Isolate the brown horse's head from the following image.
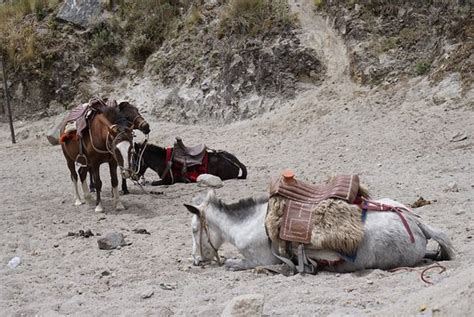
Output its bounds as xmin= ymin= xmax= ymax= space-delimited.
xmin=118 ymin=101 xmax=150 ymax=135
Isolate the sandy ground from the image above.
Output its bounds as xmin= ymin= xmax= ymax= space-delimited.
xmin=1 ymin=1 xmax=474 ymax=316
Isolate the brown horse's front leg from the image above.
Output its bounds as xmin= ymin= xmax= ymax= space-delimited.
xmin=109 ymin=161 xmax=125 ymax=210
xmin=91 ymin=165 xmax=103 ymax=212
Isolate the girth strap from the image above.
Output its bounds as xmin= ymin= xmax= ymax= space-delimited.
xmin=270 ymin=241 xmax=318 ymax=275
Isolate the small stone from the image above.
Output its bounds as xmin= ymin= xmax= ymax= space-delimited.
xmin=367 ymin=280 xmax=373 ymax=285
xmin=132 ymin=228 xmax=150 ymax=235
xmin=159 ymin=282 xmax=176 ymax=291
xmin=141 ymin=290 xmax=154 ymax=299
xmin=444 ymin=182 xmax=459 ymax=192
xmin=53 ymin=243 xmax=59 ymax=248
xmin=221 ymin=294 xmax=265 ymax=317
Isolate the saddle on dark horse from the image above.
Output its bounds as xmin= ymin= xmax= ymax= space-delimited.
xmin=159 ymin=137 xmax=209 ymax=184
xmin=265 ymin=171 xmax=415 ymax=275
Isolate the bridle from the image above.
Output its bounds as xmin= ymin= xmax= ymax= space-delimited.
xmin=88 ymin=124 xmax=134 ymax=175
xmin=130 ymin=114 xmax=149 ymax=132
xmin=130 ymin=136 xmax=149 ymax=181
xmin=198 ymin=211 xmax=222 ymax=265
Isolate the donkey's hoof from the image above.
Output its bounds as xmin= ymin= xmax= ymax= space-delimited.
xmin=74 ymin=199 xmax=83 ymax=206
xmin=95 ymin=204 xmax=104 ymax=213
xmin=115 ymin=202 xmax=125 ymax=211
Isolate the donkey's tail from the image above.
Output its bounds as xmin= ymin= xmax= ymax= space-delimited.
xmin=414 ymin=218 xmax=455 ymax=261
xmin=220 ymin=151 xmax=247 ymax=179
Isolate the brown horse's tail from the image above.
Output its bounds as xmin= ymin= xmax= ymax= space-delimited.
xmin=220 ymin=151 xmax=247 ymax=179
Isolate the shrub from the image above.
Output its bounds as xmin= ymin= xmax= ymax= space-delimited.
xmin=219 ymin=0 xmax=295 ymax=37
xmin=89 ymin=23 xmax=122 ymax=59
xmin=415 ymin=61 xmax=431 ymax=76
xmin=0 ymin=0 xmax=60 ymax=66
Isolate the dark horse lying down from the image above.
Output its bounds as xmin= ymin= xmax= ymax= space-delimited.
xmin=123 ymin=142 xmax=247 ymax=192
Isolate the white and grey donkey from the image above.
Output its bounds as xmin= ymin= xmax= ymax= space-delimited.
xmin=184 ymin=190 xmax=455 ymax=272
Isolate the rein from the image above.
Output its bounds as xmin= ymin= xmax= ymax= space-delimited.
xmin=88 ymin=124 xmax=133 ymax=175
xmin=199 ymin=211 xmax=221 ymax=265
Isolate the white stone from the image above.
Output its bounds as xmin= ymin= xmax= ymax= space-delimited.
xmin=197 ymin=174 xmax=223 ymax=188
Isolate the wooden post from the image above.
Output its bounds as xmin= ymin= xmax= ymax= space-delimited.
xmin=1 ymin=55 xmax=16 ymax=144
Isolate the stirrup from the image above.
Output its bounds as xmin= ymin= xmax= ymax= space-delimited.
xmin=75 ymin=154 xmax=88 ymax=168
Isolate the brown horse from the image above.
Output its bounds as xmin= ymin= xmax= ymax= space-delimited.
xmin=61 ymin=106 xmax=134 ymax=212
xmin=87 ymin=100 xmax=150 ymax=194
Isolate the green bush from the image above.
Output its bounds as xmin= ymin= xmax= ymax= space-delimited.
xmin=89 ymin=23 xmax=122 ymax=59
xmin=415 ymin=61 xmax=431 ymax=76
xmin=219 ymin=0 xmax=295 ymax=37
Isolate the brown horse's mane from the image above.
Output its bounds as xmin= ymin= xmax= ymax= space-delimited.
xmin=100 ymin=105 xmax=129 ymax=128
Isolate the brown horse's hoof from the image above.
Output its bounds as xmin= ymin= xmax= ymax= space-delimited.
xmin=95 ymin=203 xmax=104 ymax=213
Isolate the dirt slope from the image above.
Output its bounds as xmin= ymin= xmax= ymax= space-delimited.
xmin=0 ymin=1 xmax=473 ymax=316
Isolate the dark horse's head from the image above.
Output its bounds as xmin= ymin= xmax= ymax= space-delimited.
xmin=117 ymin=101 xmax=150 ymax=135
xmin=130 ymin=142 xmax=167 ymax=181
xmin=102 ymin=107 xmax=134 ymax=179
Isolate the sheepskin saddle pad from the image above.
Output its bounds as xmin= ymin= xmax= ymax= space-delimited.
xmin=265 ymin=173 xmax=365 ymax=257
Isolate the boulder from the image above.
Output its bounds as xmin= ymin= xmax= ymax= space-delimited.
xmin=197 ymin=174 xmax=223 ymax=188
xmin=97 ymin=232 xmax=127 ymax=250
xmin=56 ymin=0 xmax=102 ymax=28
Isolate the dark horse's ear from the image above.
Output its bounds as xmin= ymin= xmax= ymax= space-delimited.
xmin=184 ymin=204 xmax=200 ymax=216
xmin=118 ymin=101 xmax=130 ymax=111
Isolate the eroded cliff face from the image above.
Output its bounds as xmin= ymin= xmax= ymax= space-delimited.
xmin=318 ymin=0 xmax=472 ymax=88
xmin=0 ymin=0 xmax=471 ymax=122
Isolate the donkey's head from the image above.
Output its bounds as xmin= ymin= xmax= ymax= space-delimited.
xmin=184 ymin=190 xmax=225 ymax=266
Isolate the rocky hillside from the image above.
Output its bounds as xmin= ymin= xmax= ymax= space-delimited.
xmin=0 ymin=0 xmax=472 ymax=122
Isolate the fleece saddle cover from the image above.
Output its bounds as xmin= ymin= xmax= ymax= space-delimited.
xmin=266 ymin=175 xmax=365 ymax=257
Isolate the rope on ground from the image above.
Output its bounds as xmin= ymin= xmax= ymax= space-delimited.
xmin=389 ymin=262 xmax=447 ymax=285
xmin=130 ymin=178 xmax=208 ymax=199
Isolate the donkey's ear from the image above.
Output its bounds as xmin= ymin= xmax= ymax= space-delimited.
xmin=184 ymin=204 xmax=200 ymax=216
xmin=206 ymin=189 xmax=216 ymax=201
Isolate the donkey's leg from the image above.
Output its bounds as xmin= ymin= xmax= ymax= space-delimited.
xmin=66 ymin=158 xmax=83 ymax=206
xmin=79 ymin=167 xmax=92 ymax=203
xmin=91 ymin=165 xmax=103 ymax=212
xmin=109 ymin=161 xmax=125 ymax=210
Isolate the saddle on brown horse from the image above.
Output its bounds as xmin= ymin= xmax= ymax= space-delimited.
xmin=59 ymin=98 xmax=116 ymax=143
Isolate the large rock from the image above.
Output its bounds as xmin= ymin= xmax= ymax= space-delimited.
xmin=97 ymin=232 xmax=127 ymax=250
xmin=221 ymin=294 xmax=264 ymax=317
xmin=56 ymin=0 xmax=102 ymax=28
xmin=197 ymin=174 xmax=223 ymax=188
